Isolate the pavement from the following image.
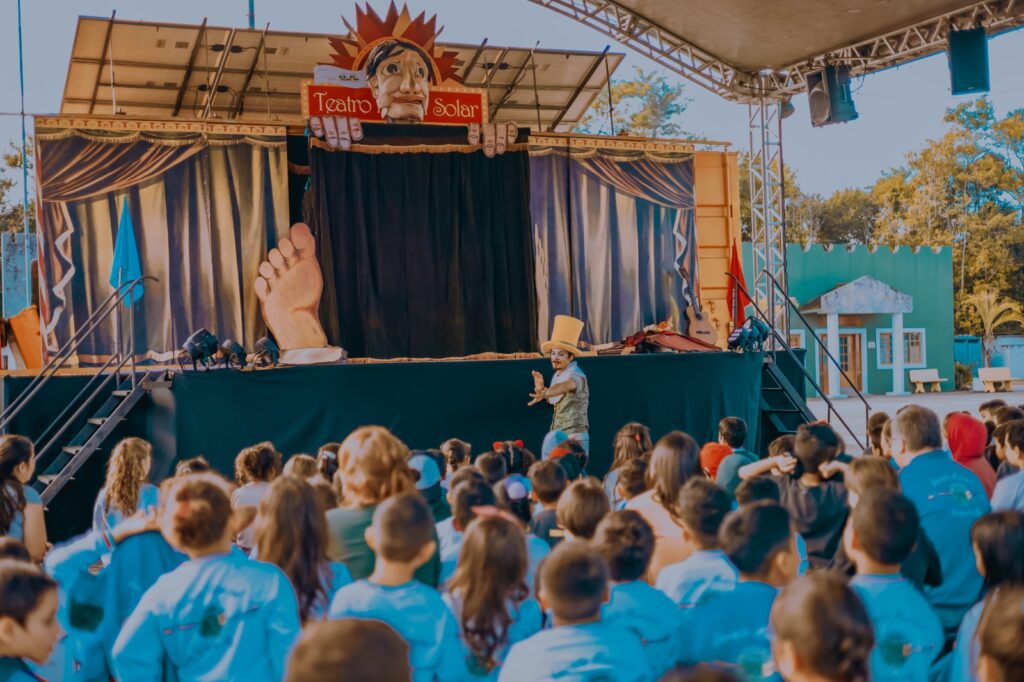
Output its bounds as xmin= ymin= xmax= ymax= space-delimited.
xmin=807 ymin=388 xmax=1024 ymax=450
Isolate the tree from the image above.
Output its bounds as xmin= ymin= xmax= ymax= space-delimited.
xmin=576 ymin=67 xmax=692 ymax=138
xmin=0 ymin=139 xmax=35 ymax=234
xmin=964 ymin=290 xmax=1024 ymax=367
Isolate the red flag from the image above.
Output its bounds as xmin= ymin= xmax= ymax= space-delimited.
xmin=727 ymin=240 xmax=751 ymax=327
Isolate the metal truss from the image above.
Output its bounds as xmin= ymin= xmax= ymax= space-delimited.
xmin=528 ymin=0 xmax=1024 ymax=101
xmin=748 ymin=101 xmax=788 ymax=335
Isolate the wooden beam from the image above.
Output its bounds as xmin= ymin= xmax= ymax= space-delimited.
xmin=172 ymin=19 xmax=208 ymax=117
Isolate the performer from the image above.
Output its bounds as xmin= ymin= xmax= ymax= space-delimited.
xmin=530 ymin=315 xmax=590 ymax=455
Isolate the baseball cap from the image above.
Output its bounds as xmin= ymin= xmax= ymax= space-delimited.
xmin=408 ymin=452 xmax=442 ymax=490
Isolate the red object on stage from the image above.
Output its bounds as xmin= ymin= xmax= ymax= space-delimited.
xmin=727 ymin=240 xmax=751 ymax=327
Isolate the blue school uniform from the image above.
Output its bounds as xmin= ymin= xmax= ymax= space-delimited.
xmin=307 ymin=562 xmax=353 ymax=621
xmin=795 ymin=533 xmax=809 ymax=575
xmin=7 ymin=484 xmax=41 ymax=541
xmin=898 ymin=450 xmax=991 ymax=632
xmin=655 ymin=549 xmax=738 ymax=607
xmin=112 ymin=550 xmax=300 ymax=682
xmin=525 ymin=534 xmax=550 ymax=597
xmin=602 ymin=580 xmax=681 ymax=676
xmin=437 ymin=517 xmax=463 ymax=589
xmin=0 ymin=658 xmax=42 ymax=682
xmin=329 ymin=579 xmax=465 ymax=682
xmin=851 ymin=573 xmax=944 ymax=681
xmin=991 ymin=469 xmax=1024 ymax=511
xmin=498 ymin=621 xmax=651 ymax=682
xmin=678 ymin=580 xmax=779 ymax=681
xmin=92 ymin=484 xmax=159 ymax=535
xmin=443 ymin=591 xmax=542 ymax=680
xmin=948 ymin=597 xmax=985 ymax=682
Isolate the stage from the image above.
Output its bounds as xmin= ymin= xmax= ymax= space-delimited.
xmin=3 ymin=351 xmax=762 ymax=540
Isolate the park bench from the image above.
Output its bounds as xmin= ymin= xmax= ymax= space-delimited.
xmin=909 ymin=369 xmax=945 ymax=394
xmin=979 ymin=366 xmax=1018 ymax=393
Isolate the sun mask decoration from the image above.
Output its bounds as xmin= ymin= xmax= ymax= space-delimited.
xmin=328 ymin=3 xmax=462 ymax=123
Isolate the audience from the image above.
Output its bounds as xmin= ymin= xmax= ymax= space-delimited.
xmin=232 ymin=442 xmax=281 ymax=552
xmin=614 ymin=457 xmax=648 ymax=508
xmin=975 ymin=584 xmax=1024 ymax=682
xmin=603 ymin=423 xmax=652 ymax=509
xmin=92 ymin=437 xmax=159 ymax=538
xmin=174 ymin=455 xmax=211 ymax=476
xmin=439 ymin=438 xmax=472 ymax=484
xmin=713 ymin=417 xmax=755 ymax=495
xmin=438 ymin=478 xmax=496 ymax=587
xmin=866 ymin=410 xmax=891 ymax=458
xmin=408 ymin=451 xmax=451 ymax=523
xmin=285 ymin=619 xmax=411 ymax=682
xmin=0 ymin=435 xmax=46 ymax=563
xmin=527 ymin=459 xmax=567 ymax=548
xmin=699 ymin=442 xmax=731 ymax=481
xmin=311 ymin=442 xmax=340 ymax=488
xmin=0 ymin=559 xmax=60 ymax=677
xmin=991 ymin=406 xmax=1023 ymax=479
xmin=991 ymin=420 xmax=1024 ymax=510
xmin=493 ymin=474 xmax=550 ymax=594
xmin=556 ymin=477 xmax=610 ymax=541
xmin=945 ymin=412 xmax=997 ymax=498
xmin=282 ymin=454 xmax=319 ymax=479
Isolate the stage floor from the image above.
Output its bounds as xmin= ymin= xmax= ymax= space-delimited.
xmin=3 ymin=351 xmax=763 ymax=540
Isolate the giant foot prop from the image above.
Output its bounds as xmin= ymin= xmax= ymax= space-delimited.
xmin=255 ymin=223 xmax=345 ymax=365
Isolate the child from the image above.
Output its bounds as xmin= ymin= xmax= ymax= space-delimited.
xmin=285 ymin=619 xmax=411 ymax=682
xmin=678 ymin=502 xmax=799 ymax=673
xmin=113 ymin=475 xmax=300 ymax=680
xmin=548 ymin=439 xmax=588 ymax=481
xmin=556 ymin=477 xmax=610 ymax=540
xmin=499 ymin=541 xmax=651 ymax=681
xmin=867 ymin=411 xmax=891 ymax=457
xmin=592 ymin=510 xmax=680 ymax=676
xmin=992 ymin=408 xmax=1023 ymax=479
xmin=174 ymin=455 xmax=210 ymax=477
xmin=713 ymin=417 xmax=756 ymax=495
xmin=445 ymin=515 xmax=542 ymax=679
xmin=614 ymin=458 xmax=648 ymax=510
xmin=440 ymin=438 xmax=472 ymax=484
xmin=93 ymin=437 xmax=159 ymax=536
xmin=528 ymin=460 xmax=567 ymax=548
xmin=945 ymin=413 xmax=997 ymax=498
xmin=438 ymin=478 xmax=496 ymax=587
xmin=312 ymin=442 xmax=340 ymax=487
xmin=948 ymin=510 xmax=1024 ymax=682
xmin=845 ymin=489 xmax=943 ymax=680
xmin=976 ymin=584 xmax=1024 ymax=682
xmin=655 ymin=479 xmax=738 ymax=607
xmin=892 ymin=405 xmax=991 ymax=636
xmin=252 ymin=476 xmax=351 ymax=622
xmin=0 ymin=435 xmax=45 ymax=563
xmin=734 ymin=476 xmax=810 ymax=576
xmin=0 ymin=537 xmax=29 ymax=562
xmin=770 ymin=572 xmax=874 ymax=682
xmin=739 ymin=423 xmax=848 ymax=569
xmin=603 ymin=423 xmax=652 ymax=508
xmin=979 ymin=400 xmax=1007 ymax=427
xmin=700 ymin=443 xmax=732 ymax=481
xmin=494 ymin=475 xmax=551 ymax=595
xmin=493 ymin=440 xmax=535 ymax=477
xmin=282 ymin=454 xmax=318 ymax=478
xmin=477 ymin=452 xmax=508 ymax=487
xmin=328 ymin=494 xmax=464 ymax=682
xmin=992 ymin=420 xmax=1024 ymax=510
xmin=540 ymin=430 xmax=569 ymax=460
xmin=232 ymin=441 xmax=281 ymax=552
xmin=409 ymin=451 xmax=451 ymax=522
xmin=0 ymin=560 xmax=60 ymax=680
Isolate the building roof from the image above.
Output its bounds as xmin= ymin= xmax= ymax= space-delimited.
xmin=59 ymin=15 xmax=625 ymax=131
xmin=800 ymin=275 xmax=913 ymax=315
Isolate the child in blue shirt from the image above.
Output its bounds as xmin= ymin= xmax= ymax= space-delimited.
xmin=770 ymin=572 xmax=874 ymax=682
xmin=714 ymin=417 xmax=757 ymax=495
xmin=555 ymin=477 xmax=610 ymax=541
xmin=285 ymin=619 xmax=413 ymax=681
xmin=527 ymin=460 xmax=568 ymax=548
xmin=734 ymin=477 xmax=810 ymax=575
xmin=948 ymin=510 xmax=1024 ymax=682
xmin=444 ymin=513 xmax=542 ymax=680
xmin=656 ymin=478 xmax=738 ymax=606
xmin=678 ymin=502 xmax=799 ymax=679
xmin=438 ymin=477 xmax=496 ymax=589
xmin=113 ymin=475 xmax=300 ymax=682
xmin=974 ymin=583 xmax=1024 ymax=682
xmin=329 ymin=493 xmax=465 ymax=682
xmin=493 ymin=475 xmax=551 ymax=597
xmin=991 ymin=421 xmax=1024 ymax=511
xmin=0 ymin=559 xmax=61 ymax=682
xmin=499 ymin=541 xmax=651 ymax=681
xmin=92 ymin=438 xmax=159 ymax=539
xmin=846 ymin=489 xmax=943 ymax=681
xmin=593 ymin=510 xmax=680 ymax=676
xmin=893 ymin=406 xmax=991 ymax=636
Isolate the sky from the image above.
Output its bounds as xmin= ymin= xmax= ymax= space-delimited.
xmin=1 ymin=0 xmax=1024 ymax=196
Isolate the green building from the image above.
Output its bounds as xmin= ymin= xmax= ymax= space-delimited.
xmin=743 ymin=243 xmax=954 ymax=396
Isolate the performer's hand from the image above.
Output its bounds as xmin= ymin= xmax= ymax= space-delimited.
xmin=532 ymin=370 xmax=545 ymax=391
xmin=528 ymin=386 xmax=546 ymax=406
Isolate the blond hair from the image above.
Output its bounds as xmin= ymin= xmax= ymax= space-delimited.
xmin=338 ymin=427 xmax=416 ymax=507
xmin=104 ymin=437 xmax=152 ymax=517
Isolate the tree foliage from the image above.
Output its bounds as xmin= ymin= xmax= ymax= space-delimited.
xmin=576 ymin=67 xmax=692 ymax=138
xmin=0 ymin=139 xmax=35 ymax=234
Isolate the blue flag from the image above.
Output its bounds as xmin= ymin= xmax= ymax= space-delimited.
xmin=109 ymin=197 xmax=144 ymax=301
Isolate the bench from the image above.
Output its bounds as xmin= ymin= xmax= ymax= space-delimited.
xmin=979 ymin=366 xmax=1018 ymax=393
xmin=909 ymin=369 xmax=946 ymax=394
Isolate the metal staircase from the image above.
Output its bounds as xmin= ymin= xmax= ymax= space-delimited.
xmin=0 ymin=277 xmax=161 ymax=505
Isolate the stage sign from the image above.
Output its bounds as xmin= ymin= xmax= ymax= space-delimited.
xmin=302 ymin=82 xmax=488 ymax=125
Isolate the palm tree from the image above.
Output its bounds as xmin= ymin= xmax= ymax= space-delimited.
xmin=965 ymin=290 xmax=1024 ymax=367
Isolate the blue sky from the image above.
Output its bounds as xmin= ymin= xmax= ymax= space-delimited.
xmin=2 ymin=0 xmax=1023 ymax=195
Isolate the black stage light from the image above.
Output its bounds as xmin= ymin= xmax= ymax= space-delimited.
xmin=180 ymin=328 xmax=220 ymax=370
xmin=254 ymin=336 xmax=280 ymax=368
xmin=728 ymin=317 xmax=772 ymax=353
xmin=220 ymin=339 xmax=248 ymax=369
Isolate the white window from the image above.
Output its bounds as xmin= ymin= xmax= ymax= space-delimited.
xmin=788 ymin=329 xmax=806 ymax=349
xmin=877 ymin=329 xmax=926 ymax=369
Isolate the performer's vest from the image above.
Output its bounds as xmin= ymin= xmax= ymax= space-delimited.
xmin=551 ymin=370 xmax=589 ymax=434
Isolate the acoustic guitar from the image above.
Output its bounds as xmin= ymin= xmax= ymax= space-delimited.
xmin=685 ymin=303 xmax=719 ymax=346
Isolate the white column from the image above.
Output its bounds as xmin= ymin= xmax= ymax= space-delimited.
xmin=826 ymin=312 xmax=843 ymax=398
xmin=889 ymin=312 xmax=908 ymax=395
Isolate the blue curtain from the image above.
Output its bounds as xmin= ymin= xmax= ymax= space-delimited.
xmin=529 ymin=151 xmax=696 ymax=345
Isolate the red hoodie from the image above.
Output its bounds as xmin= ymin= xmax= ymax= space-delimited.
xmin=946 ymin=412 xmax=997 ymax=498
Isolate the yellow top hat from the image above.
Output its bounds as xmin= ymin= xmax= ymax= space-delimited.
xmin=542 ymin=315 xmax=585 ymax=356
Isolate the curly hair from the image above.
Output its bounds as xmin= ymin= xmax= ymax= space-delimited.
xmin=448 ymin=516 xmax=528 ymax=673
xmin=254 ymin=476 xmax=332 ymax=622
xmin=338 ymin=427 xmax=415 ymax=507
xmin=103 ymin=437 xmax=153 ymax=518
xmin=235 ymin=442 xmax=281 ymax=485
xmin=0 ymin=435 xmax=33 ymax=535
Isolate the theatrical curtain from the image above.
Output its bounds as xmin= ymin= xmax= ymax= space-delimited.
xmin=309 ymin=124 xmax=537 ymax=359
xmin=529 ymin=145 xmax=696 ymax=345
xmin=36 ymin=127 xmax=290 ymax=361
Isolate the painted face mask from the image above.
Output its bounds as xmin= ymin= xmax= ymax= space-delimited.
xmin=367 ymin=43 xmax=432 ymax=122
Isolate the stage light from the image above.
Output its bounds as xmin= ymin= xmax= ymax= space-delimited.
xmin=727 ymin=317 xmax=772 ymax=353
xmin=180 ymin=328 xmax=220 ymax=370
xmin=219 ymin=339 xmax=248 ymax=369
xmin=254 ymin=336 xmax=279 ymax=368
xmin=780 ymin=97 xmax=796 ymax=119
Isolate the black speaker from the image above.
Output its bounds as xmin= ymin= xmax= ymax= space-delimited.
xmin=806 ymin=65 xmax=858 ymax=127
xmin=948 ymin=27 xmax=990 ymax=95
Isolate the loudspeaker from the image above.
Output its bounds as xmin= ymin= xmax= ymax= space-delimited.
xmin=948 ymin=27 xmax=990 ymax=95
xmin=806 ymin=65 xmax=858 ymax=127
